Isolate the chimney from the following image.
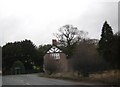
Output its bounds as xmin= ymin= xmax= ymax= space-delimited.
xmin=52 ymin=39 xmax=57 ymax=46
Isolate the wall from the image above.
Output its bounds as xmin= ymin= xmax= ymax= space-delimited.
xmin=44 ymin=53 xmax=68 ymax=73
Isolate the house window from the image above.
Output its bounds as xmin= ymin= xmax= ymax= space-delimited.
xmin=51 ymin=53 xmax=60 ymax=60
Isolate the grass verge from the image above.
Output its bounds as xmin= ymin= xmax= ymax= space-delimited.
xmin=38 ymin=70 xmax=120 ymax=85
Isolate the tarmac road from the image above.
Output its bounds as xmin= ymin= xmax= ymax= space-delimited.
xmin=2 ymin=74 xmax=111 ymax=87
xmin=0 ymin=75 xmax=2 ymax=86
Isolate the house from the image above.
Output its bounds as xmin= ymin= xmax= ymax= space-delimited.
xmin=43 ymin=39 xmax=68 ymax=74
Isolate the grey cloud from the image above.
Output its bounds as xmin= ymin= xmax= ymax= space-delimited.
xmin=0 ymin=1 xmax=118 ymax=46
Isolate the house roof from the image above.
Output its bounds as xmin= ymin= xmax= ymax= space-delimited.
xmin=46 ymin=45 xmax=62 ymax=54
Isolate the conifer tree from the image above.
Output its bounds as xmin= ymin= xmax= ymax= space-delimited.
xmin=98 ymin=21 xmax=114 ymax=68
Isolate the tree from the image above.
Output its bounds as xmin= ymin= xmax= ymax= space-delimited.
xmin=55 ymin=24 xmax=87 ymax=58
xmin=69 ymin=39 xmax=106 ymax=77
xmin=110 ymin=32 xmax=120 ymax=69
xmin=2 ymin=39 xmax=41 ymax=74
xmin=2 ymin=42 xmax=22 ymax=74
xmin=19 ymin=40 xmax=39 ymax=71
xmin=11 ymin=60 xmax=25 ymax=74
xmin=37 ymin=44 xmax=51 ymax=72
xmin=98 ymin=21 xmax=114 ymax=68
xmin=0 ymin=46 xmax=1 ymax=71
xmin=38 ymin=44 xmax=51 ymax=55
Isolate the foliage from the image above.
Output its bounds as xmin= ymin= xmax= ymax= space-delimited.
xmin=110 ymin=32 xmax=120 ymax=69
xmin=69 ymin=39 xmax=106 ymax=77
xmin=12 ymin=60 xmax=24 ymax=68
xmin=98 ymin=21 xmax=119 ymax=69
xmin=11 ymin=60 xmax=25 ymax=74
xmin=2 ymin=39 xmax=42 ymax=74
xmin=37 ymin=44 xmax=51 ymax=71
xmin=55 ymin=24 xmax=88 ymax=58
xmin=0 ymin=46 xmax=1 ymax=70
xmin=38 ymin=44 xmax=51 ymax=55
xmin=98 ymin=21 xmax=114 ymax=54
xmin=89 ymin=70 xmax=120 ymax=85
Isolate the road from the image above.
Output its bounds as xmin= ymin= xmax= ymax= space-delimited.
xmin=0 ymin=75 xmax=2 ymax=86
xmin=2 ymin=74 xmax=109 ymax=86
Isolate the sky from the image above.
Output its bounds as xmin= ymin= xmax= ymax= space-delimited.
xmin=0 ymin=0 xmax=119 ymax=46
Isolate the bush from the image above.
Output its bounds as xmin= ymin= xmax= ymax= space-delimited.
xmin=69 ymin=40 xmax=106 ymax=77
xmin=11 ymin=60 xmax=25 ymax=74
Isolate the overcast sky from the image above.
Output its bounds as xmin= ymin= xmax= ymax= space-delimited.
xmin=0 ymin=0 xmax=119 ymax=46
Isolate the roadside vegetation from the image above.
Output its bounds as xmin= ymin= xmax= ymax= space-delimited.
xmin=39 ymin=70 xmax=120 ymax=85
xmin=2 ymin=21 xmax=120 ymax=85
xmin=39 ymin=21 xmax=120 ymax=85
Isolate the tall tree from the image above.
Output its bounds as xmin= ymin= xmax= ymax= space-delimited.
xmin=98 ymin=21 xmax=114 ymax=68
xmin=111 ymin=32 xmax=120 ymax=69
xmin=55 ymin=24 xmax=87 ymax=58
xmin=0 ymin=46 xmax=1 ymax=71
xmin=2 ymin=39 xmax=42 ymax=74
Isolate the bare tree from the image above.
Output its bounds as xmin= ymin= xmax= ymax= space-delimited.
xmin=55 ymin=25 xmax=87 ymax=47
xmin=54 ymin=24 xmax=88 ymax=58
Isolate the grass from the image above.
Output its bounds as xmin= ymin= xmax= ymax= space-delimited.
xmin=89 ymin=70 xmax=120 ymax=85
xmin=38 ymin=70 xmax=120 ymax=85
xmin=39 ymin=72 xmax=83 ymax=81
